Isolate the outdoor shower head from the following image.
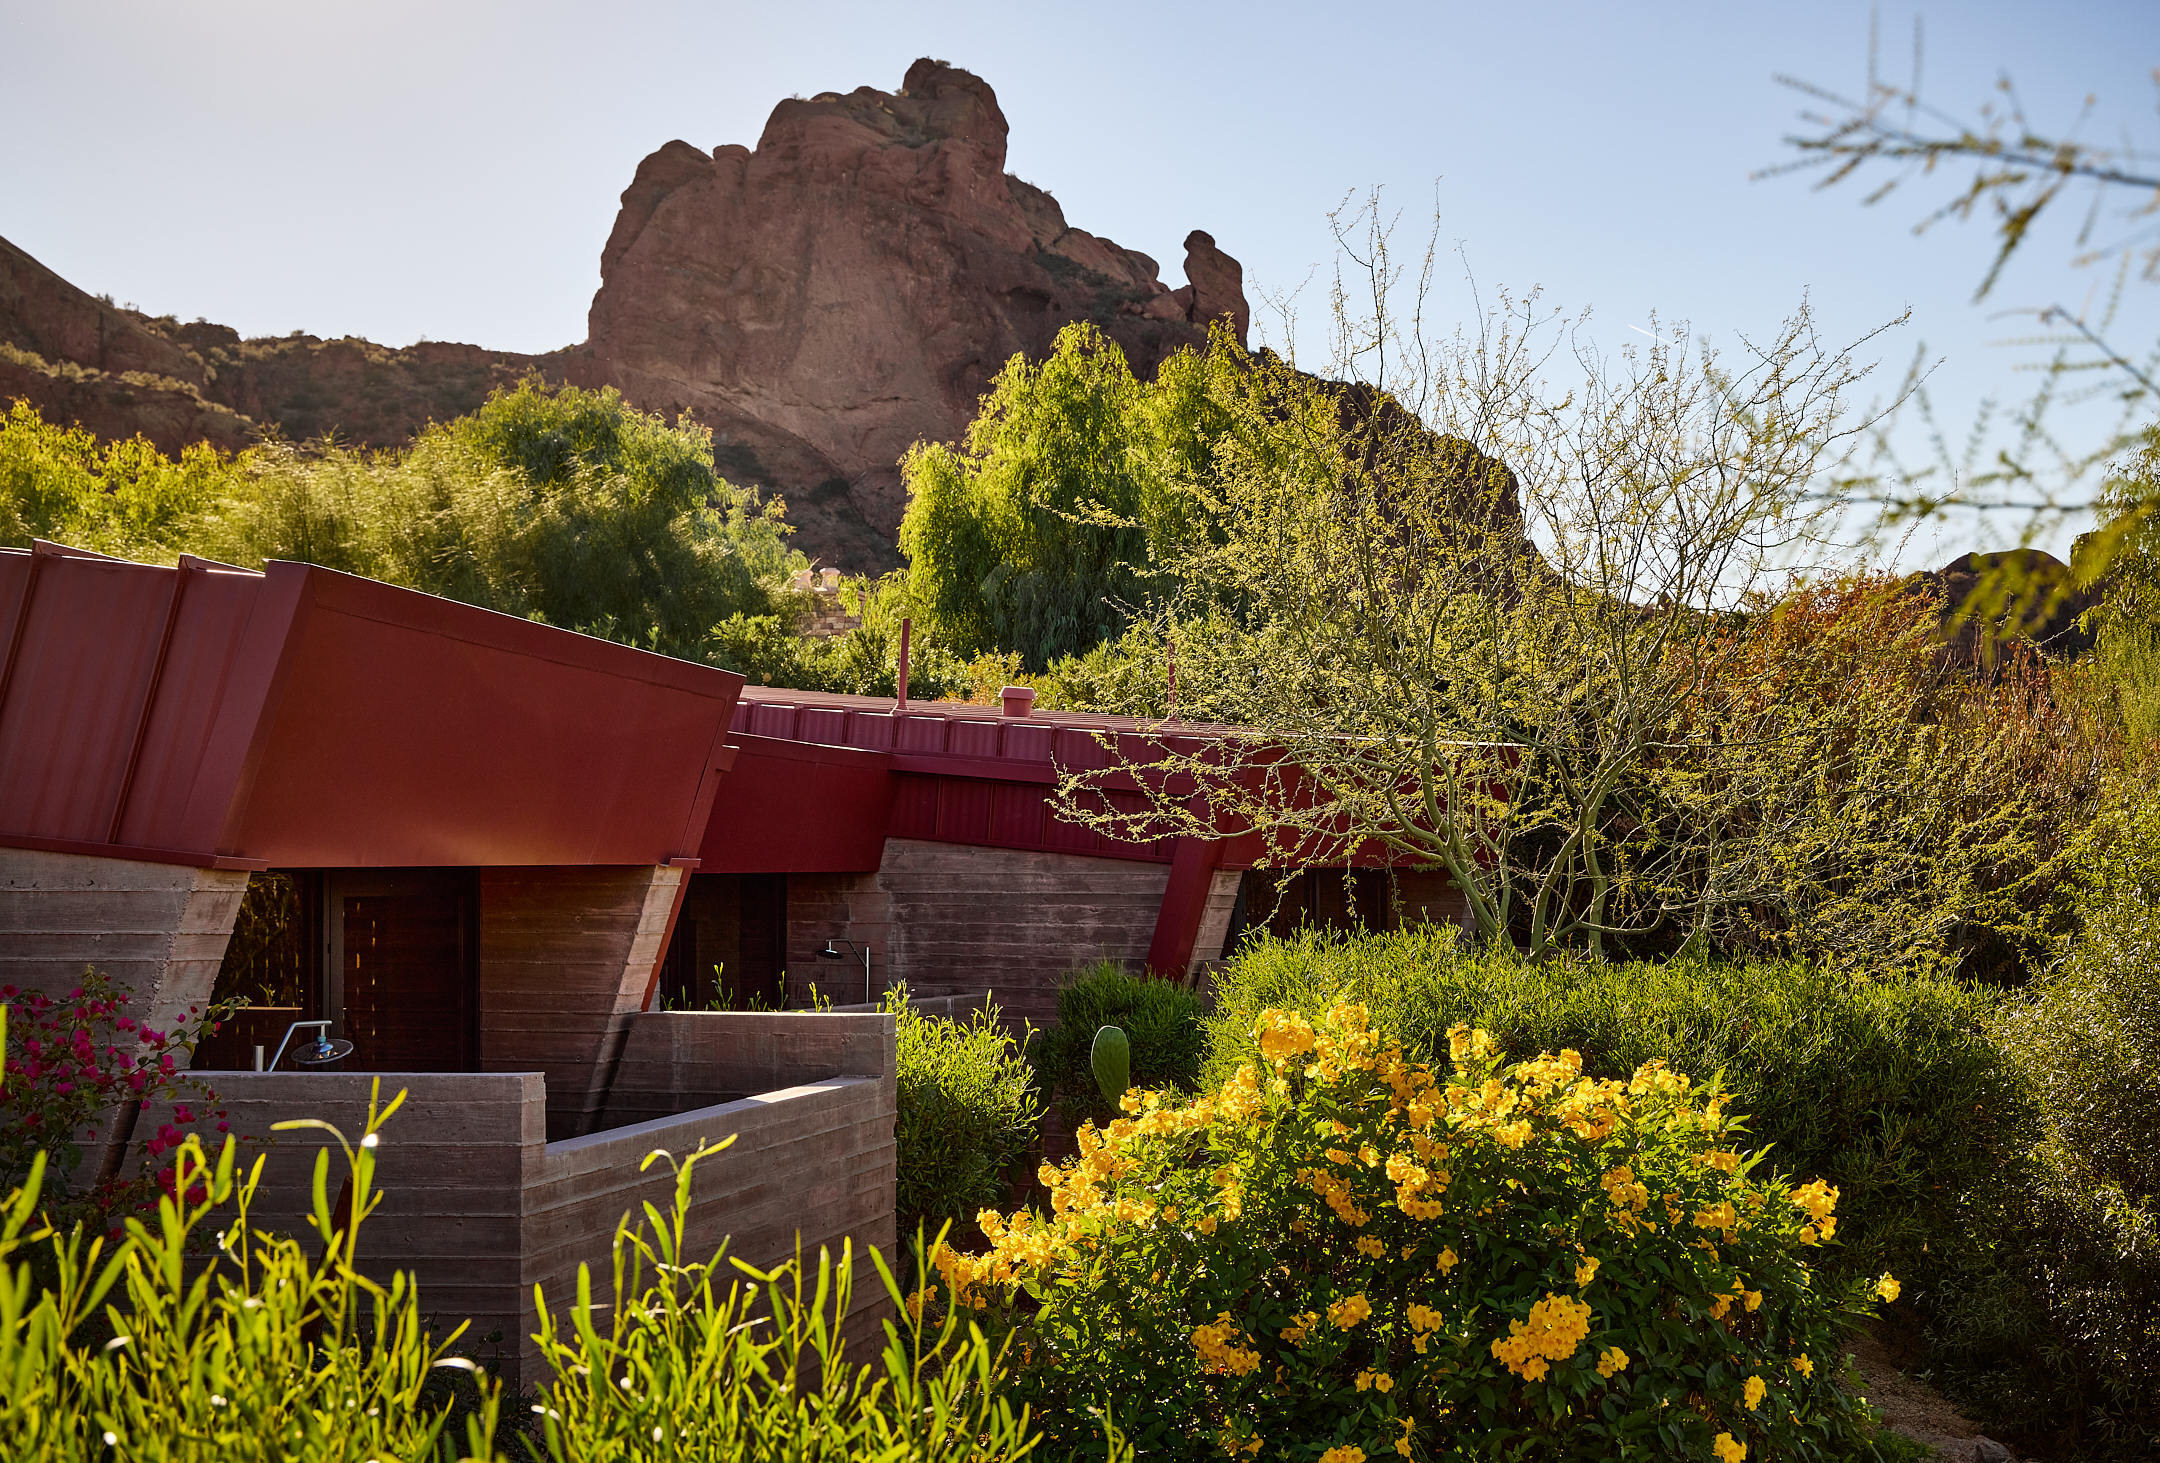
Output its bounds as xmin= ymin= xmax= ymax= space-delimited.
xmin=297 ymin=1036 xmax=355 ymax=1067
xmin=815 ymin=937 xmax=872 ymax=1003
xmin=267 ymin=1020 xmax=354 ymax=1072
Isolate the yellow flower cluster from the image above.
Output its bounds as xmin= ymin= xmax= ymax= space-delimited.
xmin=1692 ymin=1200 xmax=1739 ymax=1237
xmin=1490 ymin=1292 xmax=1594 ymax=1381
xmin=1190 ymin=1312 xmax=1262 ymax=1376
xmin=1743 ymin=1375 xmax=1767 ymax=1410
xmin=1447 ymin=1023 xmax=1499 ymax=1063
xmin=1601 ymin=1164 xmax=1651 ymax=1220
xmin=1874 ymin=1273 xmax=1901 ymax=1302
xmin=1713 ymin=1433 xmax=1748 ymax=1463
xmin=1597 ymin=1345 xmax=1630 ymax=1377
xmin=1381 ymin=1149 xmax=1448 ymax=1221
xmin=1573 ymin=1256 xmax=1600 ymax=1288
xmin=1328 ymin=1293 xmax=1373 ymax=1330
xmin=1258 ymin=1009 xmax=1318 ymax=1064
xmin=1299 ymin=1163 xmax=1375 ymax=1227
xmin=1789 ymin=1179 xmax=1839 ymax=1244
xmin=1317 ymin=1448 xmax=1366 ymax=1463
xmin=1353 ymin=1369 xmax=1393 ymax=1392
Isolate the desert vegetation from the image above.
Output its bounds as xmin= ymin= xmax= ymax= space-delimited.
xmin=8 ymin=295 xmax=2160 ymax=1453
xmin=6 ymin=60 xmax=2160 ymax=1446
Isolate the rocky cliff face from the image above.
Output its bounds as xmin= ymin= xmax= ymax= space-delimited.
xmin=1905 ymin=548 xmax=2103 ymax=668
xmin=564 ymin=58 xmax=1251 ymax=568
xmin=0 ymin=233 xmax=554 ymax=456
xmin=1 ymin=234 xmax=253 ymax=453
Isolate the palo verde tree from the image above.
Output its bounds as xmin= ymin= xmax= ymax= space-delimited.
xmin=1052 ymin=199 xmax=1909 ymax=962
xmin=1763 ymin=18 xmax=2159 ymax=550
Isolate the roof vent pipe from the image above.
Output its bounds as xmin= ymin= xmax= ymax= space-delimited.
xmin=1001 ymin=685 xmax=1036 ymax=718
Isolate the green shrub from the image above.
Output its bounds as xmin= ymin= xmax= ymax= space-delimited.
xmin=1034 ymin=961 xmax=1206 ymax=1130
xmin=934 ymin=1003 xmax=1905 ymax=1462
xmin=1924 ymin=781 xmax=2160 ymax=1458
xmin=0 ymin=399 xmax=242 ymax=559
xmin=892 ymin=990 xmax=1041 ymax=1250
xmin=1205 ymin=929 xmax=2025 ymax=1294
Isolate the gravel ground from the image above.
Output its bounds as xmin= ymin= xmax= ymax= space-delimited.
xmin=1849 ymin=1325 xmax=2022 ymax=1462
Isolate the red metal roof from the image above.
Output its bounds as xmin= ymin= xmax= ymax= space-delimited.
xmin=711 ymin=688 xmax=1445 ymax=876
xmin=704 ymin=689 xmax=1256 ymax=872
xmin=0 ymin=542 xmax=743 ymax=868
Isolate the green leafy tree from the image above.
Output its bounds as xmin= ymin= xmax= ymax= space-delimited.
xmin=2 ymin=380 xmax=810 ymax=664
xmin=205 ymin=378 xmax=803 ymax=660
xmin=899 ymin=322 xmax=1232 ymax=671
xmin=0 ymin=400 xmax=241 ymax=559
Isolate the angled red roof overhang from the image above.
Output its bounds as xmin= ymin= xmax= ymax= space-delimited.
xmin=0 ymin=541 xmax=744 ymax=868
xmin=705 ymin=688 xmax=1479 ymax=877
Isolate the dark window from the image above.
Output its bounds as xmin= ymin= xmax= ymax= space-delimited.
xmin=736 ymin=874 xmax=787 ymax=1008
xmin=194 ymin=869 xmax=322 ymax=1071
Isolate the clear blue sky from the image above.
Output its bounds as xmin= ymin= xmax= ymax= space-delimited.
xmin=1 ymin=0 xmax=2151 ymax=564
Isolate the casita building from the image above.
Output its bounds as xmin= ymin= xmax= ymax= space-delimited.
xmin=0 ymin=539 xmax=1464 ymax=1380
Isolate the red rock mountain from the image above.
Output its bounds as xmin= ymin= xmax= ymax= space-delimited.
xmin=562 ymin=59 xmax=1247 ymax=567
xmin=0 ymin=59 xmax=1249 ymax=571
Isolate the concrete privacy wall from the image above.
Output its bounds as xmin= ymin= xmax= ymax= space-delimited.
xmin=477 ymin=865 xmax=685 ymax=1139
xmin=604 ymin=1010 xmax=895 ymax=1126
xmin=129 ymin=1009 xmax=895 ymax=1388
xmin=0 ymin=848 xmax=246 ymax=1033
xmin=786 ymin=838 xmax=1176 ymax=1028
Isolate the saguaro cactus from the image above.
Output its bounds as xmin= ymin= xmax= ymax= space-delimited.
xmin=1091 ymin=1024 xmax=1130 ymax=1105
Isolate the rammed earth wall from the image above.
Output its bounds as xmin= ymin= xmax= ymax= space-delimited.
xmin=0 ymin=848 xmax=248 ymax=1035
xmin=128 ymin=1010 xmax=896 ymax=1388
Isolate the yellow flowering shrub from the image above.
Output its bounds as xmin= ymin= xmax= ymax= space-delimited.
xmin=931 ymin=1004 xmax=1899 ymax=1461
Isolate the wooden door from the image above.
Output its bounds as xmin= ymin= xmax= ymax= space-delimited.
xmin=341 ymin=887 xmax=473 ymax=1070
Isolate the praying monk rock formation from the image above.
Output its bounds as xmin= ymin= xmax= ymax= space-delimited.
xmin=563 ymin=58 xmax=1251 ymax=569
